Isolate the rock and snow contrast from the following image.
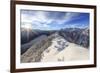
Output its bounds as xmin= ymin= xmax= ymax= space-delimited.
xmin=41 ymin=33 xmax=89 ymax=62
xmin=21 ymin=28 xmax=89 ymax=63
xmin=20 ymin=10 xmax=90 ymax=63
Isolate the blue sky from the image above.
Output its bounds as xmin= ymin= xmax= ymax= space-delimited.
xmin=21 ymin=10 xmax=89 ymax=30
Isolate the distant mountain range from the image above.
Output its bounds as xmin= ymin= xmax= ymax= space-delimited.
xmin=21 ymin=28 xmax=54 ymax=44
xmin=21 ymin=27 xmax=89 ymax=62
xmin=59 ymin=28 xmax=89 ymax=48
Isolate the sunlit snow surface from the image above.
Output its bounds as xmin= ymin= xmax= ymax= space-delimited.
xmin=41 ymin=35 xmax=89 ymax=62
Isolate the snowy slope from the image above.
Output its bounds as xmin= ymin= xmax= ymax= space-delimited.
xmin=41 ymin=34 xmax=89 ymax=62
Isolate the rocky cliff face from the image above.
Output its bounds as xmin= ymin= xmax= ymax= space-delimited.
xmin=21 ymin=28 xmax=53 ymax=44
xmin=21 ymin=34 xmax=54 ymax=62
xmin=21 ymin=35 xmax=48 ymax=54
xmin=21 ymin=28 xmax=89 ymax=63
xmin=59 ymin=28 xmax=89 ymax=48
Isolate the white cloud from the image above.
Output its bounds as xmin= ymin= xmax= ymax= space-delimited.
xmin=21 ymin=11 xmax=54 ymax=30
xmin=45 ymin=12 xmax=79 ymax=25
xmin=21 ymin=10 xmax=80 ymax=30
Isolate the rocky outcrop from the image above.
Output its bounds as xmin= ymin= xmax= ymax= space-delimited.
xmin=21 ymin=35 xmax=53 ymax=63
xmin=21 ymin=28 xmax=89 ymax=63
xmin=21 ymin=35 xmax=48 ymax=54
xmin=59 ymin=28 xmax=89 ymax=48
xmin=21 ymin=28 xmax=54 ymax=44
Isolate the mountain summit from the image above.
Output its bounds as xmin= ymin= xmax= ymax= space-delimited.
xmin=21 ymin=28 xmax=89 ymax=63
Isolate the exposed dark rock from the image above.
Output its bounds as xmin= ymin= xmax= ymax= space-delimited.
xmin=59 ymin=28 xmax=89 ymax=48
xmin=21 ymin=34 xmax=53 ymax=62
xmin=21 ymin=35 xmax=48 ymax=54
xmin=21 ymin=27 xmax=89 ymax=63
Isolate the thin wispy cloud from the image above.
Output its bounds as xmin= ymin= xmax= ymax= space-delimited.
xmin=21 ymin=10 xmax=89 ymax=30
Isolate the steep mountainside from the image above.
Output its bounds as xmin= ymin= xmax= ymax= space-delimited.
xmin=21 ymin=28 xmax=54 ymax=44
xmin=21 ymin=28 xmax=89 ymax=62
xmin=21 ymin=33 xmax=55 ymax=62
xmin=59 ymin=28 xmax=89 ymax=48
xmin=21 ymin=32 xmax=89 ymax=62
xmin=21 ymin=35 xmax=48 ymax=54
xmin=41 ymin=33 xmax=89 ymax=62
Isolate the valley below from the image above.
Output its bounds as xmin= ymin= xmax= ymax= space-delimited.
xmin=21 ymin=28 xmax=89 ymax=63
